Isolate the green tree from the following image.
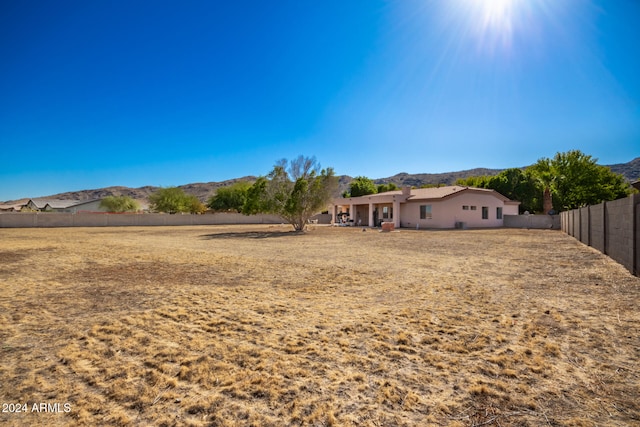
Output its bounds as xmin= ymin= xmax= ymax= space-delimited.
xmin=456 ymin=175 xmax=492 ymax=188
xmin=530 ymin=150 xmax=630 ymax=212
xmin=345 ymin=176 xmax=377 ymax=198
xmin=243 ymin=155 xmax=338 ymax=231
xmin=186 ymin=195 xmax=207 ymax=214
xmin=99 ymin=196 xmax=140 ymax=212
xmin=486 ymin=168 xmax=542 ymax=214
xmin=528 ymin=158 xmax=555 ymax=214
xmin=148 ymin=187 xmax=192 ymax=214
xmin=457 ymin=170 xmax=541 ymax=213
xmin=377 ymin=182 xmax=399 ymax=193
xmin=208 ymin=182 xmax=251 ymax=212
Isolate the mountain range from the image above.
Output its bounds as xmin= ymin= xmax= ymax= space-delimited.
xmin=3 ymin=158 xmax=638 ymax=204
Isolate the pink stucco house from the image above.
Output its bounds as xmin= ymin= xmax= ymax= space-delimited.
xmin=330 ymin=186 xmax=520 ymax=229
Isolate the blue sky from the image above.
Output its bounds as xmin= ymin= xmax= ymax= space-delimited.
xmin=1 ymin=0 xmax=639 ymax=201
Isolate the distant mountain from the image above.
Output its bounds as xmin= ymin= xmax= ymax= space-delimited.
xmin=608 ymin=157 xmax=640 ymax=182
xmin=4 ymin=176 xmax=257 ymax=205
xmin=372 ymin=167 xmax=506 ymax=188
xmin=3 ymin=158 xmax=638 ymax=204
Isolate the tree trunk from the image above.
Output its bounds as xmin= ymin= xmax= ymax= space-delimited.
xmin=543 ymin=187 xmax=553 ymax=214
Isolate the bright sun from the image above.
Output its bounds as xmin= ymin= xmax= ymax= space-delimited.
xmin=483 ymin=0 xmax=512 ymax=14
xmin=478 ymin=0 xmax=516 ymax=30
xmin=466 ymin=0 xmax=524 ymax=52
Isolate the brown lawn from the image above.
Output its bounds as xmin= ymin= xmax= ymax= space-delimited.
xmin=0 ymin=224 xmax=638 ymax=426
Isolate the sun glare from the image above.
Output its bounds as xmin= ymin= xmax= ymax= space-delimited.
xmin=466 ymin=0 xmax=524 ymax=52
xmin=480 ymin=0 xmax=514 ymax=27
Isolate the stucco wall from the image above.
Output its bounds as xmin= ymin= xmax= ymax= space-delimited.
xmin=400 ymin=193 xmax=509 ymax=228
xmin=0 ymin=212 xmax=286 ymax=228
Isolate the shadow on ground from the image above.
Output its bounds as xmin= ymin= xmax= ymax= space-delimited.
xmin=199 ymin=230 xmax=304 ymax=240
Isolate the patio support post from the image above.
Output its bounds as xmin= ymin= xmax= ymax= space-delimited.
xmin=393 ymin=199 xmax=401 ymax=228
xmin=349 ymin=204 xmax=354 ymax=225
xmin=368 ymin=202 xmax=374 ymax=227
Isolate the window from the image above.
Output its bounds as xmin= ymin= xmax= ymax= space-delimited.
xmin=482 ymin=206 xmax=489 ymax=219
xmin=382 ymin=206 xmax=389 ymax=219
xmin=462 ymin=205 xmax=469 ymax=210
xmin=470 ymin=206 xmax=477 ymax=211
xmin=420 ymin=204 xmax=432 ymax=219
xmin=496 ymin=207 xmax=503 ymax=219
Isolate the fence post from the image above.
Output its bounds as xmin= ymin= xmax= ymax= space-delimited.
xmin=587 ymin=205 xmax=591 ymax=247
xmin=634 ymin=194 xmax=639 ymax=276
xmin=603 ymin=201 xmax=608 ymax=256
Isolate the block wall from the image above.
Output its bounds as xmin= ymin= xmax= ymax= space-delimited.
xmin=561 ymin=194 xmax=639 ymax=276
xmin=605 ymin=197 xmax=635 ymax=273
xmin=589 ymin=203 xmax=605 ymax=254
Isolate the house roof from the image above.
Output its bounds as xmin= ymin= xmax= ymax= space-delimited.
xmin=65 ymin=199 xmax=102 ymax=208
xmin=334 ymin=186 xmax=519 ymax=205
xmin=406 ymin=186 xmax=470 ymax=200
xmin=407 ymin=186 xmax=515 ymax=203
xmin=28 ymin=198 xmax=101 ymax=209
xmin=0 ymin=203 xmax=23 ymax=211
xmin=28 ymin=199 xmax=81 ymax=209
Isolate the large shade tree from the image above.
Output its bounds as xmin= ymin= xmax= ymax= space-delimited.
xmin=530 ymin=150 xmax=630 ymax=212
xmin=243 ymin=156 xmax=338 ymax=231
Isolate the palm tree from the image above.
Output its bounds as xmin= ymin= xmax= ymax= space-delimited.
xmin=530 ymin=158 xmax=555 ymax=214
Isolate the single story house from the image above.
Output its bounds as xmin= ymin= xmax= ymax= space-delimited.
xmin=330 ymin=186 xmax=520 ymax=229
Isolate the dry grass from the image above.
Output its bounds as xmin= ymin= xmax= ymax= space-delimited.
xmin=0 ymin=224 xmax=638 ymax=426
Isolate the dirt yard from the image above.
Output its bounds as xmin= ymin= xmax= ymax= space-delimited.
xmin=0 ymin=225 xmax=638 ymax=426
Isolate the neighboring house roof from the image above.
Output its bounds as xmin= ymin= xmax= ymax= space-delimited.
xmin=23 ymin=198 xmax=149 ymax=212
xmin=45 ymin=200 xmax=84 ymax=209
xmin=28 ymin=198 xmax=101 ymax=210
xmin=65 ymin=199 xmax=102 ymax=208
xmin=27 ymin=199 xmax=76 ymax=209
xmin=0 ymin=203 xmax=23 ymax=211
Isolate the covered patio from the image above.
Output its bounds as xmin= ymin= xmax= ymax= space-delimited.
xmin=330 ymin=188 xmax=409 ymax=227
